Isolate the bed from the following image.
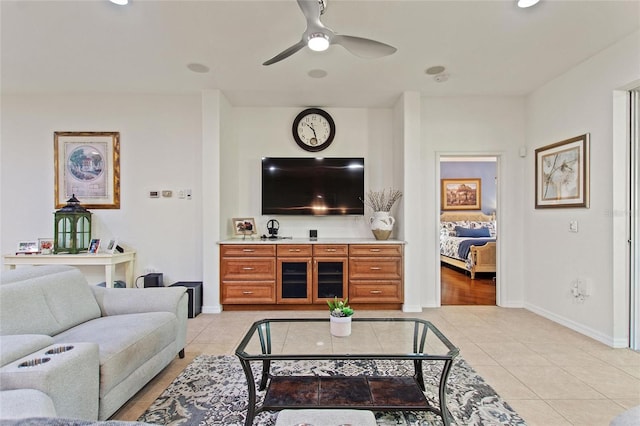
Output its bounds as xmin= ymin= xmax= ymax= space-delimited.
xmin=440 ymin=212 xmax=496 ymax=279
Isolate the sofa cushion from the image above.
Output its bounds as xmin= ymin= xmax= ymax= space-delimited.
xmin=52 ymin=312 xmax=177 ymax=396
xmin=0 ymin=266 xmax=101 ymax=336
xmin=0 ymin=335 xmax=54 ymax=367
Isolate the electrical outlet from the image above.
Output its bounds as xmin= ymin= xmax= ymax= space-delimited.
xmin=569 ymin=220 xmax=578 ymax=232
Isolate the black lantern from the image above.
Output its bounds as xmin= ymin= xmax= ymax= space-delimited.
xmin=54 ymin=194 xmax=92 ymax=254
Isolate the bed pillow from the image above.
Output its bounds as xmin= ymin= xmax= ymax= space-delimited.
xmin=441 ymin=221 xmax=469 ymax=236
xmin=469 ymin=220 xmax=496 ymax=237
xmin=455 ymin=226 xmax=491 ymax=238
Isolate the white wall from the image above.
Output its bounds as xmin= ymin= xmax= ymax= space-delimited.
xmin=420 ymin=96 xmax=527 ymax=307
xmin=524 ymin=30 xmax=640 ymax=346
xmin=220 ymin=107 xmax=396 ymax=240
xmin=1 ymin=94 xmax=203 ymax=286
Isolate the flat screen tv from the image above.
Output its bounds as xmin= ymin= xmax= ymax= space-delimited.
xmin=262 ymin=157 xmax=365 ymax=215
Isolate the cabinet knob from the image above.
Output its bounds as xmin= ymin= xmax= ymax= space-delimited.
xmin=326 ymin=248 xmax=336 ymax=252
xmin=242 ymin=249 xmax=255 ymax=252
xmin=370 ymin=266 xmax=381 ymax=270
xmin=242 ymin=291 xmax=254 ymax=295
xmin=242 ymin=267 xmax=254 ymax=270
xmin=370 ymin=290 xmax=382 ymax=294
xmin=289 ymin=249 xmax=300 ymax=252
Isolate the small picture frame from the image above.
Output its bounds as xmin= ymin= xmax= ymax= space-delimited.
xmin=16 ymin=241 xmax=39 ymax=254
xmin=232 ymin=218 xmax=257 ymax=236
xmin=38 ymin=238 xmax=54 ymax=255
xmin=89 ymin=239 xmax=101 ymax=254
xmin=105 ymin=239 xmax=118 ymax=254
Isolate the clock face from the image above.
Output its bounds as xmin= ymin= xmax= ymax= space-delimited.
xmin=292 ymin=108 xmax=336 ymax=152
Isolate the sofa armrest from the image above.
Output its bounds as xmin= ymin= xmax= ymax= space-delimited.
xmin=0 ymin=335 xmax=54 ymax=367
xmin=91 ymin=286 xmax=187 ymax=317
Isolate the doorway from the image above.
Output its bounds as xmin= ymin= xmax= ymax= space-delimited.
xmin=439 ymin=156 xmax=498 ymax=305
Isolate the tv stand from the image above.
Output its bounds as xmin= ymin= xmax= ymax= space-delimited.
xmin=219 ymin=240 xmax=404 ymax=309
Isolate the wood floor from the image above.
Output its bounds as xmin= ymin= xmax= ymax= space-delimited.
xmin=440 ymin=263 xmax=496 ymax=305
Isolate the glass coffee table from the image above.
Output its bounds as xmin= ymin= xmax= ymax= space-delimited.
xmin=235 ymin=318 xmax=459 ymax=426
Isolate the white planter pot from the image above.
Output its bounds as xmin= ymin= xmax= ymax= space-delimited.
xmin=330 ymin=316 xmax=352 ymax=337
xmin=370 ymin=211 xmax=395 ymax=240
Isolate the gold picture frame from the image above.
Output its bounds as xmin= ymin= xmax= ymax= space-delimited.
xmin=441 ymin=178 xmax=482 ymax=211
xmin=535 ymin=134 xmax=589 ymax=209
xmin=232 ymin=218 xmax=257 ymax=236
xmin=54 ymin=131 xmax=120 ymax=209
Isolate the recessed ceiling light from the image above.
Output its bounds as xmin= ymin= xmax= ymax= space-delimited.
xmin=187 ymin=63 xmax=210 ymax=73
xmin=308 ymin=69 xmax=328 ymax=79
xmin=425 ymin=65 xmax=446 ymax=75
xmin=109 ymin=0 xmax=129 ymax=5
xmin=517 ymin=0 xmax=540 ymax=8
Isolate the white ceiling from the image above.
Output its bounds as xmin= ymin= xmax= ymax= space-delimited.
xmin=2 ymin=0 xmax=639 ymax=107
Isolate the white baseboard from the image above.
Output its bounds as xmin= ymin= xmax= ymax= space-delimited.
xmin=524 ymin=302 xmax=625 ymax=348
xmin=202 ymin=304 xmax=223 ymax=314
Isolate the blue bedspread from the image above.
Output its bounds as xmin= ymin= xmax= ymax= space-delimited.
xmin=457 ymin=238 xmax=496 ymax=259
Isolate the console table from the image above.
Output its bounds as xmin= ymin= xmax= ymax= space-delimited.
xmin=3 ymin=251 xmax=137 ymax=288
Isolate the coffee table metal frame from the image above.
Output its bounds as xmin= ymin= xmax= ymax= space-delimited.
xmin=235 ymin=318 xmax=459 ymax=426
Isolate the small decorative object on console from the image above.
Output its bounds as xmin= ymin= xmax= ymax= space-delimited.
xmin=38 ymin=238 xmax=54 ymax=255
xmin=54 ymin=194 xmax=92 ymax=254
xmin=362 ymin=188 xmax=402 ymax=240
xmin=16 ymin=241 xmax=39 ymax=255
xmin=232 ymin=217 xmax=257 ymax=238
xmin=89 ymin=239 xmax=100 ymax=254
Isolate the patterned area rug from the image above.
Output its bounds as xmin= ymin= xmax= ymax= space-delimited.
xmin=139 ymin=355 xmax=526 ymax=425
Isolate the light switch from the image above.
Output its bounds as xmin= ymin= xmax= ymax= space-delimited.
xmin=569 ymin=220 xmax=578 ymax=233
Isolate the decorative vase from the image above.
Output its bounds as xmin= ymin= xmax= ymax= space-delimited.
xmin=370 ymin=211 xmax=395 ymax=240
xmin=330 ymin=316 xmax=352 ymax=337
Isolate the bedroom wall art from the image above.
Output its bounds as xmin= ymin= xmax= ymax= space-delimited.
xmin=535 ymin=133 xmax=589 ymax=209
xmin=441 ymin=178 xmax=482 ymax=210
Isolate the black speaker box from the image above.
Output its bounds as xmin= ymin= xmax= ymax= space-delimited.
xmin=170 ymin=281 xmax=202 ymax=318
xmin=144 ymin=272 xmax=163 ymax=288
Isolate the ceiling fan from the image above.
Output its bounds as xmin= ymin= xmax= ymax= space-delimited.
xmin=263 ymin=0 xmax=397 ymax=66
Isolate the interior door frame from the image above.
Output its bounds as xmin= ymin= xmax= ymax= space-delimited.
xmin=435 ymin=152 xmax=503 ymax=306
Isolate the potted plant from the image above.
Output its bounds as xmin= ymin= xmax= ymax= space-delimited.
xmin=327 ymin=297 xmax=354 ymax=337
xmin=362 ymin=188 xmax=403 ymax=240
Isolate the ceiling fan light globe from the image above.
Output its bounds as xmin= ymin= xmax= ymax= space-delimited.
xmin=308 ymin=34 xmax=330 ymax=52
xmin=517 ymin=0 xmax=540 ymax=8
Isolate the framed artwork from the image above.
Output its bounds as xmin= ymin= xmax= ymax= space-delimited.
xmin=89 ymin=239 xmax=101 ymax=254
xmin=441 ymin=178 xmax=482 ymax=211
xmin=105 ymin=239 xmax=118 ymax=254
xmin=535 ymin=134 xmax=589 ymax=208
xmin=38 ymin=238 xmax=54 ymax=255
xmin=54 ymin=131 xmax=120 ymax=209
xmin=232 ymin=218 xmax=257 ymax=236
xmin=16 ymin=241 xmax=39 ymax=254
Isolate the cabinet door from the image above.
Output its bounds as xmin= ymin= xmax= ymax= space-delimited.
xmin=277 ymin=257 xmax=312 ymax=303
xmin=313 ymin=257 xmax=348 ymax=304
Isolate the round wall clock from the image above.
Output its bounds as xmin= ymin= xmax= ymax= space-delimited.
xmin=292 ymin=108 xmax=336 ymax=152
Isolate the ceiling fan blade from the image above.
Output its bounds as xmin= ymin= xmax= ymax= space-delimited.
xmin=332 ymin=35 xmax=397 ymax=59
xmin=297 ymin=0 xmax=323 ymax=25
xmin=263 ymin=40 xmax=307 ymax=66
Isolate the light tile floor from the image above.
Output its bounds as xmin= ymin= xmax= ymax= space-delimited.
xmin=112 ymin=307 xmax=640 ymax=425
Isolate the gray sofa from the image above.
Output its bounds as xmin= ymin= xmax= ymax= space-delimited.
xmin=0 ymin=265 xmax=188 ymax=421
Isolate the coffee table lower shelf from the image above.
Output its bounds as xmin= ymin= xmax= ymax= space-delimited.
xmin=262 ymin=375 xmax=439 ymax=412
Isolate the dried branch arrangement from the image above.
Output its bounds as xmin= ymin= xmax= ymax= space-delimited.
xmin=361 ymin=188 xmax=403 ymax=212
